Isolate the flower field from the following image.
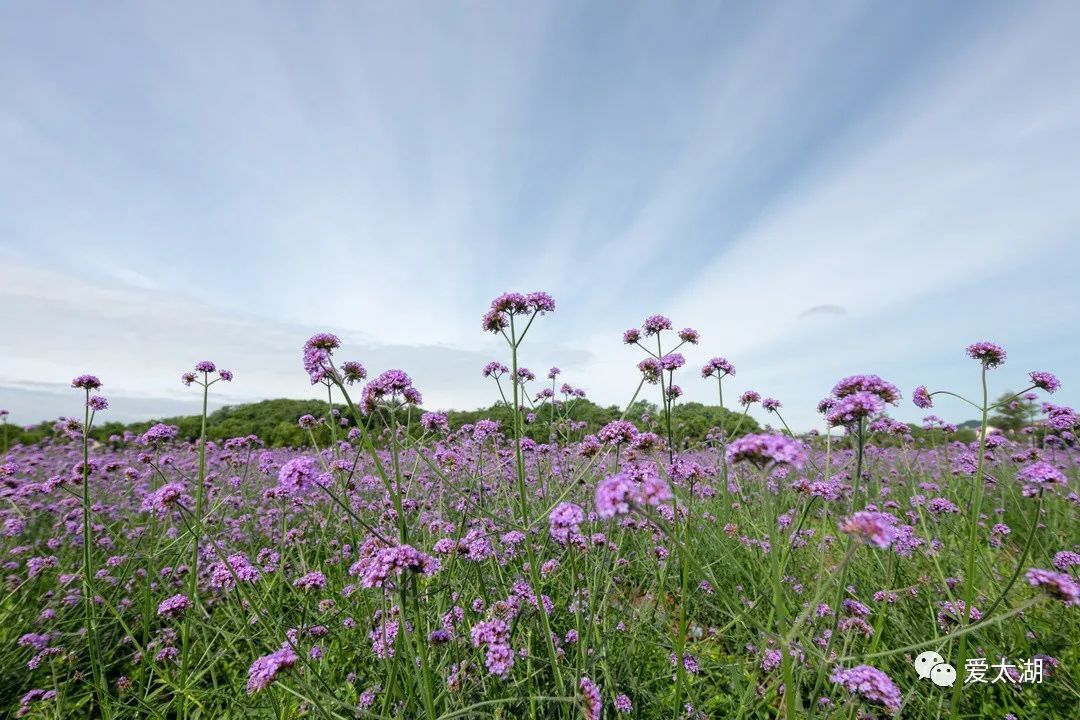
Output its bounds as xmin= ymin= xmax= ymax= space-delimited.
xmin=1 ymin=293 xmax=1077 ymax=719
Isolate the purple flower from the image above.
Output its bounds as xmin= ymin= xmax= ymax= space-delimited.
xmin=1053 ymin=551 xmax=1080 ymax=571
xmin=1029 ymin=371 xmax=1060 ymax=393
xmin=482 ymin=361 xmax=509 ymax=378
xmin=913 ymin=385 xmax=933 ymax=409
xmin=614 ymin=693 xmax=633 ymax=713
xmin=246 ymin=643 xmax=298 ymax=694
xmin=549 ymin=502 xmax=586 ymax=545
xmin=927 ymin=497 xmax=960 ymax=514
xmin=595 ymin=474 xmax=637 ymax=518
xmin=361 ymin=370 xmax=422 ymax=413
xmin=547 ymin=367 xmax=561 ymax=379
xmin=303 ymin=333 xmax=341 ymax=384
xmin=701 ymin=357 xmax=735 ymax=379
xmin=595 ymin=470 xmax=671 ymax=518
xmin=966 ymin=341 xmax=1006 ymax=369
xmin=826 ymin=391 xmax=884 ymax=426
xmin=637 ymin=358 xmax=663 ymax=384
xmin=351 ymin=545 xmax=440 ymax=588
xmin=421 ymin=412 xmax=449 ymax=433
xmin=218 ymin=369 xmax=234 ymax=381
xmin=739 ymin=390 xmax=761 ymax=406
xmin=677 ymin=328 xmax=700 ymax=344
xmin=87 ymin=396 xmax=109 ymax=412
xmin=623 ymin=328 xmax=641 ymax=344
xmin=194 ymin=360 xmax=216 ymax=373
xmin=293 ymin=571 xmax=328 ymax=591
xmin=580 ymin=677 xmax=602 ymax=720
xmin=840 ymin=511 xmax=898 ymax=549
xmin=1026 ymin=568 xmax=1080 ymax=606
xmin=659 ymin=353 xmax=685 ymax=371
xmin=598 ymin=420 xmax=637 ymax=445
xmin=643 ymin=315 xmax=672 ymax=336
xmin=71 ymin=375 xmax=102 ymax=390
xmin=832 ymin=375 xmax=901 ymax=404
xmin=156 ymin=594 xmax=192 ymax=618
xmin=829 ymin=665 xmax=902 ymax=715
xmin=1017 ymin=461 xmax=1066 ymax=492
xmin=726 ymin=433 xmax=806 ymax=468
xmin=341 ymin=361 xmax=367 ymax=384
xmin=762 ymin=397 xmax=782 ymax=412
xmin=277 ymin=456 xmax=328 ymax=497
xmin=139 ymin=424 xmax=179 ymax=444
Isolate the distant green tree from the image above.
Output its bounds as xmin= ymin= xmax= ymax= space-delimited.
xmin=989 ymin=391 xmax=1038 ymax=434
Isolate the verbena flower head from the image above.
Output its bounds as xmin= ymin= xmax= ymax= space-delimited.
xmin=912 ymin=385 xmax=933 ymax=409
xmin=832 ymin=375 xmax=900 ymax=404
xmin=598 ymin=420 xmax=637 ymax=445
xmin=341 ymin=361 xmax=367 ymax=384
xmin=677 ymin=328 xmax=700 ymax=344
xmin=549 ymin=502 xmax=586 ymax=545
xmin=623 ymin=328 xmax=641 ymax=344
xmin=194 ymin=360 xmax=216 ymax=373
xmin=1029 ymin=371 xmax=1060 ymax=393
xmin=580 ymin=677 xmax=602 ymax=720
xmin=827 ymin=391 xmax=884 ymax=427
xmin=156 ymin=593 xmax=192 ymax=618
xmin=361 ymin=370 xmax=422 ymax=413
xmin=1017 ymin=461 xmax=1065 ymax=496
xmin=547 ymin=367 xmax=561 ymax=380
xmin=966 ymin=341 xmax=1006 ymax=369
xmin=762 ymin=397 xmax=782 ymax=412
xmin=1026 ymin=568 xmax=1080 ymax=606
xmin=829 ymin=665 xmax=902 ymax=715
xmin=140 ymin=423 xmax=179 ymax=445
xmin=352 ymin=545 xmax=440 ymax=588
xmin=637 ymin=358 xmax=663 ymax=384
xmin=840 ymin=511 xmax=898 ymax=549
xmin=277 ymin=456 xmax=328 ymax=497
xmin=303 ymin=333 xmax=341 ymax=384
xmin=739 ymin=390 xmax=761 ymax=406
xmin=247 ymin=643 xmax=298 ymax=694
xmin=71 ymin=375 xmax=102 ymax=390
xmin=642 ymin=314 xmax=672 ymax=336
xmin=87 ymin=396 xmax=109 ymax=412
xmin=726 ymin=433 xmax=806 ymax=468
xmin=482 ymin=361 xmax=509 ymax=378
xmin=659 ymin=353 xmax=685 ymax=371
xmin=701 ymin=357 xmax=734 ymax=379
xmin=483 ymin=291 xmax=555 ymax=333
xmin=594 ymin=471 xmax=671 ymax=518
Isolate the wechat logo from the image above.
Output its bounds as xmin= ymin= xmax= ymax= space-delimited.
xmin=914 ymin=651 xmax=957 ymax=688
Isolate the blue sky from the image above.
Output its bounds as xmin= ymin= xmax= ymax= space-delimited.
xmin=2 ymin=1 xmax=1078 ymax=430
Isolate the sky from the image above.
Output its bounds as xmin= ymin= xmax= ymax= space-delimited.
xmin=2 ymin=1 xmax=1079 ymax=431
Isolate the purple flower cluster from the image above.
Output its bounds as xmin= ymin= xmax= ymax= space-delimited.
xmin=726 ymin=433 xmax=806 ymax=468
xmin=701 ymin=357 xmax=735 ymax=379
xmin=594 ymin=470 xmax=672 ymax=518
xmin=156 ymin=593 xmax=192 ymax=618
xmin=966 ymin=341 xmax=1007 ymax=369
xmin=351 ymin=544 xmax=441 ymax=588
xmin=361 ymin=370 xmax=422 ymax=413
xmin=832 ymin=375 xmax=901 ymax=404
xmin=829 ymin=665 xmax=902 ymax=715
xmin=482 ymin=291 xmax=555 ymax=333
xmin=246 ymin=643 xmax=298 ymax=694
xmin=1026 ymin=568 xmax=1080 ymax=606
xmin=840 ymin=511 xmax=899 ymax=549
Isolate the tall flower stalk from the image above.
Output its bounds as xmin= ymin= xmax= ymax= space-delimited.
xmin=178 ymin=361 xmax=231 ymax=715
xmin=72 ymin=374 xmax=110 ymax=718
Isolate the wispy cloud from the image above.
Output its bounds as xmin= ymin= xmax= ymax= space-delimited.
xmin=1 ymin=2 xmax=1078 ymax=428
